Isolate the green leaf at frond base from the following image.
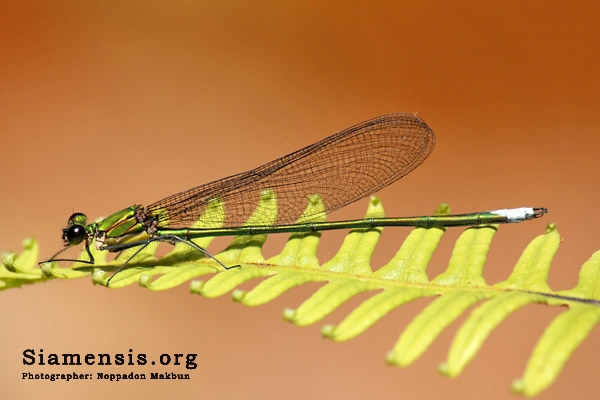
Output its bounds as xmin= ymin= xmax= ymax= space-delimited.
xmin=3 ymin=197 xmax=599 ymax=397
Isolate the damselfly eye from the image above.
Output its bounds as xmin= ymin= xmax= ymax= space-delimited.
xmin=65 ymin=225 xmax=86 ymax=245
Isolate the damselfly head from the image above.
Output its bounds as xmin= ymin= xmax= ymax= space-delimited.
xmin=66 ymin=212 xmax=88 ymax=228
xmin=62 ymin=212 xmax=89 ymax=246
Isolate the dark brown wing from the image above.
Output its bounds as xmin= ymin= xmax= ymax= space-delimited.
xmin=148 ymin=113 xmax=435 ymax=228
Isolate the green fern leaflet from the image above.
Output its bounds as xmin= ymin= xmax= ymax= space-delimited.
xmin=2 ymin=197 xmax=599 ymax=397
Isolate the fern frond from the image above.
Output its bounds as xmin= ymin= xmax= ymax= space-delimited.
xmin=2 ymin=197 xmax=599 ymax=397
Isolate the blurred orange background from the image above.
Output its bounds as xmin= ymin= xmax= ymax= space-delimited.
xmin=1 ymin=2 xmax=599 ymax=399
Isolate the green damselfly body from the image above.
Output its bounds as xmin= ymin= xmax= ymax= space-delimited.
xmin=41 ymin=114 xmax=547 ymax=284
